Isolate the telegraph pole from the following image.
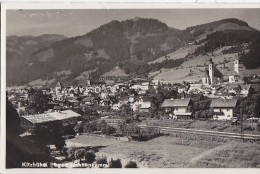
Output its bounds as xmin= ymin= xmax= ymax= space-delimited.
xmin=240 ymin=106 xmax=244 ymax=141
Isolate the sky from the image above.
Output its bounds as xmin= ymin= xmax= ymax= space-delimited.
xmin=6 ymin=9 xmax=260 ymax=37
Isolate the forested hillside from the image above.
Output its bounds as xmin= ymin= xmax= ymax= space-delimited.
xmin=6 ymin=17 xmax=260 ymax=86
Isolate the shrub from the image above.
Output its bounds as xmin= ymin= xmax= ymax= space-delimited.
xmin=125 ymin=161 xmax=138 ymax=168
xmin=96 ymin=156 xmax=108 ymax=164
xmin=109 ymin=158 xmax=122 ymax=168
xmin=55 ymin=138 xmax=66 ymax=151
xmin=66 ymin=146 xmax=77 ymax=161
xmin=85 ymin=150 xmax=96 ymax=163
xmin=74 ymin=148 xmax=86 ymax=160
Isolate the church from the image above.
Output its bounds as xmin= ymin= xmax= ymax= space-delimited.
xmin=202 ymin=54 xmax=243 ymax=86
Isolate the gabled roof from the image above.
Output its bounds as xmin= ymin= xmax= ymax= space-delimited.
xmin=161 ymin=98 xmax=191 ymax=107
xmin=205 ymin=66 xmax=223 ymax=78
xmin=210 ymin=98 xmax=238 ymax=108
xmin=21 ymin=110 xmax=81 ymax=124
xmin=47 ymin=110 xmax=81 ymax=120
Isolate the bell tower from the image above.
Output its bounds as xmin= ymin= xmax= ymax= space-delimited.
xmin=234 ymin=53 xmax=240 ymax=75
xmin=209 ymin=59 xmax=214 ymax=85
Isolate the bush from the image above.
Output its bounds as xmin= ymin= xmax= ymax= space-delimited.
xmin=109 ymin=158 xmax=122 ymax=168
xmin=85 ymin=150 xmax=96 ymax=163
xmin=66 ymin=146 xmax=77 ymax=160
xmin=125 ymin=161 xmax=138 ymax=168
xmin=55 ymin=138 xmax=66 ymax=151
xmin=96 ymin=156 xmax=108 ymax=164
xmin=74 ymin=148 xmax=86 ymax=160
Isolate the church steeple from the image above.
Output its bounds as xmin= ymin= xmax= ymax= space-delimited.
xmin=209 ymin=58 xmax=214 ymax=86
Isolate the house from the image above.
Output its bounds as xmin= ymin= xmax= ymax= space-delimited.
xmin=81 ymin=96 xmax=96 ymax=106
xmin=210 ymin=98 xmax=238 ymax=120
xmin=112 ymin=101 xmax=126 ymax=111
xmin=132 ymin=97 xmax=153 ymax=113
xmin=226 ymin=84 xmax=252 ymax=96
xmin=130 ymin=82 xmax=151 ymax=94
xmin=20 ymin=110 xmax=81 ymax=134
xmin=161 ymin=98 xmax=193 ymax=119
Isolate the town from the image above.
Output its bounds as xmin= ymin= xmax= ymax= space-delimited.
xmin=5 ymin=9 xmax=260 ymax=169
xmin=6 ymin=55 xmax=260 ymax=168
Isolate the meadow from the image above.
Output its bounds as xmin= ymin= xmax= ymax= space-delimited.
xmin=66 ymin=134 xmax=260 ymax=168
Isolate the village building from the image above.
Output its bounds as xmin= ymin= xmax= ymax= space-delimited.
xmin=210 ymin=98 xmax=238 ymax=120
xmin=161 ymin=98 xmax=193 ymax=119
xmin=132 ymin=96 xmax=154 ymax=113
xmin=226 ymin=84 xmax=252 ymax=96
xmin=20 ymin=110 xmax=81 ymax=135
xmin=227 ymin=54 xmax=243 ymax=83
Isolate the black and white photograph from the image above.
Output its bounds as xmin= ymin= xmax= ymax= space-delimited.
xmin=2 ymin=3 xmax=260 ymax=172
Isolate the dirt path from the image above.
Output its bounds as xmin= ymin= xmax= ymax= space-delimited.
xmin=189 ymin=143 xmax=234 ymax=166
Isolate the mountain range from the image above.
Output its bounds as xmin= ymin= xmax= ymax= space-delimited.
xmin=6 ymin=17 xmax=260 ymax=86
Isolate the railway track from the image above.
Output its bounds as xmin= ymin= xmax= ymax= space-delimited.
xmin=138 ymin=125 xmax=260 ymax=141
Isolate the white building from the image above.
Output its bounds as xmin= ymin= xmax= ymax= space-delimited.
xmin=210 ymin=98 xmax=238 ymax=120
xmin=161 ymin=98 xmax=193 ymax=119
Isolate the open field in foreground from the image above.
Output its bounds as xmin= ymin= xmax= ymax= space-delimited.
xmin=189 ymin=141 xmax=260 ymax=168
xmin=67 ymin=134 xmax=260 ymax=168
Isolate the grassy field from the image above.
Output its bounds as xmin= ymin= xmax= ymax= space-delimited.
xmin=65 ymin=133 xmax=260 ymax=168
xmin=66 ymin=134 xmax=120 ymax=147
xmin=96 ymin=136 xmax=210 ymax=167
xmin=149 ymin=45 xmax=199 ymax=64
xmin=152 ymin=46 xmax=260 ymax=82
xmin=189 ymin=141 xmax=260 ymax=168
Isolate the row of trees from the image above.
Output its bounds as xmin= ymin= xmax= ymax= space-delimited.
xmin=82 ymin=120 xmax=116 ymax=136
xmin=242 ymin=32 xmax=260 ymax=69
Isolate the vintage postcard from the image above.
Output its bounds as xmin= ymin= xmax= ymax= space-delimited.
xmin=1 ymin=2 xmax=260 ymax=174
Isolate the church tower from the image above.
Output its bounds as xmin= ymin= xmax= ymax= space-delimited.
xmin=209 ymin=59 xmax=214 ymax=85
xmin=234 ymin=53 xmax=240 ymax=75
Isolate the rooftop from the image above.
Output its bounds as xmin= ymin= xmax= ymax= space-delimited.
xmin=161 ymin=98 xmax=191 ymax=107
xmin=210 ymin=98 xmax=238 ymax=108
xmin=21 ymin=110 xmax=81 ymax=124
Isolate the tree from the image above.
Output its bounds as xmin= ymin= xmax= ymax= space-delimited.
xmin=85 ymin=150 xmax=96 ymax=163
xmin=66 ymin=146 xmax=77 ymax=161
xmin=74 ymin=122 xmax=83 ymax=134
xmin=74 ymin=148 xmax=86 ymax=160
xmin=55 ymin=138 xmax=66 ymax=151
xmin=96 ymin=156 xmax=108 ymax=165
xmin=109 ymin=158 xmax=122 ymax=168
xmin=125 ymin=161 xmax=138 ymax=168
xmin=105 ymin=125 xmax=116 ymax=135
xmin=25 ymin=88 xmax=51 ymax=114
xmin=6 ymin=94 xmax=20 ymax=135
